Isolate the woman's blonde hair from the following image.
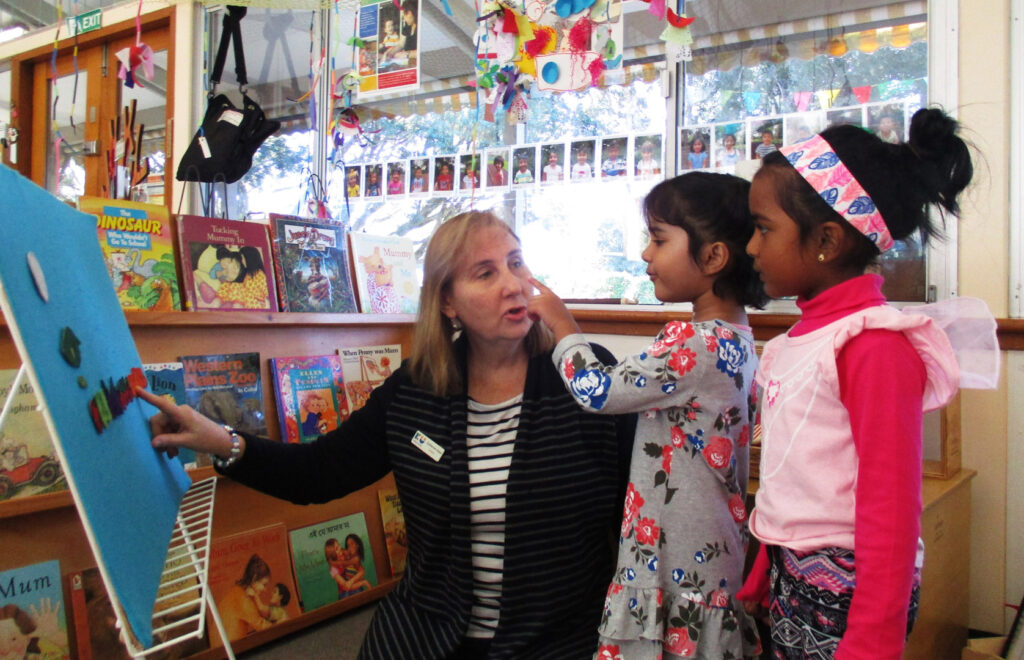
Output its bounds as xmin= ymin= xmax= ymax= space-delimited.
xmin=409 ymin=211 xmax=553 ymax=396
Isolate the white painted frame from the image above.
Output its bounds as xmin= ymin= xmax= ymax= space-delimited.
xmin=1011 ymin=0 xmax=1024 ymax=317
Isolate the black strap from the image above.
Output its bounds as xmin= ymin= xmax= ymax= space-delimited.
xmin=210 ymin=5 xmax=248 ymax=93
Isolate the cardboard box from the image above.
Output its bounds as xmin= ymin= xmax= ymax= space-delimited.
xmin=962 ymin=636 xmax=1007 ymax=659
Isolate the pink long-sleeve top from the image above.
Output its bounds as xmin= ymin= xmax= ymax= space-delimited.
xmin=745 ymin=274 xmax=959 ymax=659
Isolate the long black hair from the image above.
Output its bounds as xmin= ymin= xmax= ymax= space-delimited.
xmin=755 ymin=107 xmax=974 ymax=271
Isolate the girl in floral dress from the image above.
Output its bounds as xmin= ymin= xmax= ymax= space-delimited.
xmin=528 ymin=172 xmax=767 ymax=659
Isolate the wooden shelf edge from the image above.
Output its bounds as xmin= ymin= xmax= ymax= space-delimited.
xmin=123 ymin=310 xmax=418 ymax=328
xmin=0 ymin=467 xmax=220 ymax=519
xmin=186 ymin=578 xmax=399 ymax=660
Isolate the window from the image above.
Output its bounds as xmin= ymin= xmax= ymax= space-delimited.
xmin=680 ymin=0 xmax=931 ymax=302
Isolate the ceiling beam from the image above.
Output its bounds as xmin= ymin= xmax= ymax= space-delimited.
xmin=423 ymin=0 xmax=476 ymax=59
xmin=0 ymin=0 xmax=56 ymax=29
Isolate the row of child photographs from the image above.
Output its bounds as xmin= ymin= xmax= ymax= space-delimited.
xmin=341 ymin=133 xmax=666 ymax=198
xmin=678 ymin=99 xmax=913 ymax=171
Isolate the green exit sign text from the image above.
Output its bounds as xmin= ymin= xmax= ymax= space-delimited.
xmin=66 ymin=9 xmax=102 ymax=36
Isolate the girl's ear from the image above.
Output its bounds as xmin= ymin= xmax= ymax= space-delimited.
xmin=816 ymin=221 xmax=846 ymax=261
xmin=700 ymin=241 xmax=730 ymax=275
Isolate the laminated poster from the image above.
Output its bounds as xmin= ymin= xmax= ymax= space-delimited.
xmin=357 ymin=0 xmax=421 ymax=99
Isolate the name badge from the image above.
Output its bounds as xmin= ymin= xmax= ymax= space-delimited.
xmin=411 ymin=430 xmax=444 ymax=462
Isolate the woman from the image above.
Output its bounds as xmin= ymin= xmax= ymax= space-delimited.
xmin=139 ymin=211 xmax=635 ymax=659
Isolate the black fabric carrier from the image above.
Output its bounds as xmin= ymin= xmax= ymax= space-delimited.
xmin=176 ymin=6 xmax=280 ymax=183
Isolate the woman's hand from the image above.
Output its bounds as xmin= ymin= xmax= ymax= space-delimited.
xmin=526 ymin=278 xmax=581 ymax=343
xmin=135 ymin=387 xmax=240 ymax=460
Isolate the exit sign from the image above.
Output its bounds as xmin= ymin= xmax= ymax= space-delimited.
xmin=66 ymin=8 xmax=102 ymax=36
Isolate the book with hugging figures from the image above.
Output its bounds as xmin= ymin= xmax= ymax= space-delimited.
xmin=268 ymin=354 xmax=351 ymax=444
xmin=288 ymin=512 xmax=378 ymax=613
xmin=206 ymin=523 xmax=302 ymax=648
xmin=176 ymin=215 xmax=278 ymax=312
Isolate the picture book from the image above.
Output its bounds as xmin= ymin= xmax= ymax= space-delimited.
xmin=78 ymin=196 xmax=181 ymax=312
xmin=176 ymin=215 xmax=278 ymax=312
xmin=268 ymin=355 xmax=351 ymax=444
xmin=179 ymin=352 xmax=267 ymax=437
xmin=0 ymin=368 xmax=67 ymax=501
xmin=347 ymin=232 xmax=420 ymax=314
xmin=0 ymin=559 xmax=70 ymax=659
xmin=377 ymin=489 xmax=407 ymax=577
xmin=288 ymin=512 xmax=378 ymax=612
xmin=268 ymin=214 xmax=359 ymax=313
xmin=143 ymin=362 xmax=210 ymax=469
xmin=206 ymin=523 xmax=302 ymax=648
xmin=69 ymin=564 xmax=208 ymax=660
xmin=337 ymin=344 xmax=401 ymax=412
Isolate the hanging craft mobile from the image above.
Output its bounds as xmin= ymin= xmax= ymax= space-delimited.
xmin=115 ymin=0 xmax=154 ymax=88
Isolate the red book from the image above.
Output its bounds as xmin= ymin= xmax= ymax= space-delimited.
xmin=176 ymin=215 xmax=278 ymax=311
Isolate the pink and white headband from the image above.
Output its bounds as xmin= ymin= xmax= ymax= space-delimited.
xmin=778 ymin=134 xmax=894 ymax=252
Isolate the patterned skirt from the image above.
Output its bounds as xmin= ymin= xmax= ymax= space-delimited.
xmin=766 ymin=545 xmax=921 ymax=659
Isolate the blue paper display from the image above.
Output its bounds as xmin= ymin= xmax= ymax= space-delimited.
xmin=0 ymin=165 xmax=191 ymax=647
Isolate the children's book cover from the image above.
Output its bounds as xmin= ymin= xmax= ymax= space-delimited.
xmin=206 ymin=523 xmax=302 ymax=648
xmin=268 ymin=214 xmax=359 ymax=313
xmin=176 ymin=215 xmax=278 ymax=312
xmin=268 ymin=355 xmax=351 ymax=444
xmin=143 ymin=362 xmax=210 ymax=469
xmin=179 ymin=352 xmax=267 ymax=437
xmin=377 ymin=489 xmax=407 ymax=577
xmin=0 ymin=559 xmax=71 ymax=659
xmin=0 ymin=368 xmax=67 ymax=501
xmin=347 ymin=233 xmax=420 ymax=314
xmin=68 ymin=564 xmax=208 ymax=660
xmin=337 ymin=344 xmax=400 ymax=412
xmin=288 ymin=513 xmax=378 ymax=613
xmin=78 ymin=196 xmax=181 ymax=312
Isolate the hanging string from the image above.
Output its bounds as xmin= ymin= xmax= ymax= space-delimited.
xmin=69 ymin=0 xmax=81 ymax=135
xmin=49 ymin=4 xmax=64 ymax=194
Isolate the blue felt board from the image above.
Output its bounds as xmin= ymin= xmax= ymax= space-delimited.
xmin=0 ymin=165 xmax=191 ymax=647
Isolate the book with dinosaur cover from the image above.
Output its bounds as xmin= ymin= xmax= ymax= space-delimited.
xmin=78 ymin=196 xmax=181 ymax=311
xmin=268 ymin=214 xmax=359 ymax=313
xmin=179 ymin=351 xmax=267 ymax=437
xmin=288 ymin=512 xmax=378 ymax=612
xmin=268 ymin=354 xmax=351 ymax=444
xmin=176 ymin=215 xmax=278 ymax=312
xmin=0 ymin=368 xmax=67 ymax=501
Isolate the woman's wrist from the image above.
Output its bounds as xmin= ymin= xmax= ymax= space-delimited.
xmin=213 ymin=424 xmax=244 ymax=468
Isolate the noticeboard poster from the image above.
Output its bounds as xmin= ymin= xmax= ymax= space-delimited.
xmin=357 ymin=0 xmax=420 ymax=99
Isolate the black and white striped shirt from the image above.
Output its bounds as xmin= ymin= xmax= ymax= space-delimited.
xmin=465 ymin=395 xmax=522 ymax=639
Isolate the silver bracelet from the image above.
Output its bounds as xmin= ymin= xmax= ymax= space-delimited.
xmin=213 ymin=424 xmax=242 ymax=469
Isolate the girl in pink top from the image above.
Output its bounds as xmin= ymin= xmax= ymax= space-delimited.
xmin=739 ymin=108 xmax=974 ymax=659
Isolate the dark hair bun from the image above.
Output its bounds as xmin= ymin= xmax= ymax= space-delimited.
xmin=906 ymin=107 xmax=974 ymax=218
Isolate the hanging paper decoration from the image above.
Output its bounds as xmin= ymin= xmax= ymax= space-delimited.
xmin=116 ymin=0 xmax=154 ymax=89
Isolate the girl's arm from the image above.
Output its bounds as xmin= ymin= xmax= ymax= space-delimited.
xmin=835 ymin=329 xmax=926 ymax=660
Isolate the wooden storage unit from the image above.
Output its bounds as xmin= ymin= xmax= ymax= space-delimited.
xmin=0 ymin=311 xmax=417 ymax=658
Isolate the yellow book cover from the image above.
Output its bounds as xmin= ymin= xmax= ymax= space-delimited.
xmin=377 ymin=488 xmax=407 ymax=577
xmin=78 ymin=196 xmax=181 ymax=311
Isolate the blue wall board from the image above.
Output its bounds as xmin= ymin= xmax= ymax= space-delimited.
xmin=0 ymin=165 xmax=192 ymax=647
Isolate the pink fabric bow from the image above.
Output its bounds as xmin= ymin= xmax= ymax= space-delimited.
xmin=116 ymin=42 xmax=154 ymax=88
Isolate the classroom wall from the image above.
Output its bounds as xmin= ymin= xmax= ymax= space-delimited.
xmin=957 ymin=0 xmax=1014 ymax=633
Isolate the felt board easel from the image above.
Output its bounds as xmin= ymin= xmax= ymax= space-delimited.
xmin=0 ymin=164 xmax=235 ymax=658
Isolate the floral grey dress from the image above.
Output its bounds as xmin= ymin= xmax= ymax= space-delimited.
xmin=554 ymin=321 xmax=762 ymax=660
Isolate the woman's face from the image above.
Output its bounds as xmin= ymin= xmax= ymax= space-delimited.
xmin=252 ymin=577 xmax=269 ymax=593
xmin=346 ymin=537 xmax=359 ymax=555
xmin=402 ymin=9 xmax=414 ymax=24
xmin=219 ymin=256 xmax=242 ymax=282
xmin=442 ymin=225 xmax=534 ymax=348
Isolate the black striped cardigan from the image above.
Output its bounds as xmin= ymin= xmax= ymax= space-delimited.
xmin=222 ymin=341 xmax=635 ymax=659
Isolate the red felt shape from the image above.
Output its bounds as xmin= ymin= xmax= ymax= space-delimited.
xmin=524 ymin=26 xmax=554 ymax=56
xmin=567 ymin=17 xmax=594 ymax=53
xmin=502 ymin=8 xmax=519 ymax=33
xmin=666 ymin=9 xmax=696 ymax=28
